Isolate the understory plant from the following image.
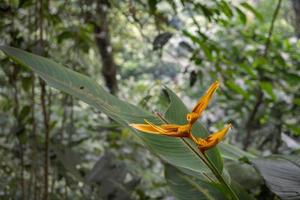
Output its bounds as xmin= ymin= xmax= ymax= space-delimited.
xmin=1 ymin=46 xmax=300 ymax=200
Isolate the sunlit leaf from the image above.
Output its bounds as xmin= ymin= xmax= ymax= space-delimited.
xmin=240 ymin=2 xmax=264 ymax=22
xmin=0 ymin=46 xmax=220 ymax=178
xmin=219 ymin=1 xmax=233 ymax=18
xmin=183 ymin=31 xmax=213 ymax=61
xmin=260 ymin=82 xmax=276 ymax=101
xmin=226 ymin=80 xmax=248 ymax=98
xmin=235 ymin=7 xmax=247 ymax=24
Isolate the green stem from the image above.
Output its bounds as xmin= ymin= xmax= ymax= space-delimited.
xmin=154 ymin=112 xmax=238 ymax=199
xmin=181 ymin=139 xmax=238 ymax=200
xmin=202 ymin=152 xmax=239 ymax=200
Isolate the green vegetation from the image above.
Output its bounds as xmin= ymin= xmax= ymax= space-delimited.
xmin=0 ymin=0 xmax=299 ymax=199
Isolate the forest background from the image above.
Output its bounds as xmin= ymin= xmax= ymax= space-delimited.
xmin=0 ymin=0 xmax=300 ymax=199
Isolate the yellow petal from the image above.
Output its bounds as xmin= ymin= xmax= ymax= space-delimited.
xmin=161 ymin=124 xmax=182 ymax=130
xmin=129 ymin=124 xmax=161 ymax=134
xmin=144 ymin=120 xmax=191 ymax=137
xmin=206 ymin=124 xmax=232 ymax=142
xmin=144 ymin=119 xmax=169 ymax=133
xmin=198 ymin=139 xmax=219 ymax=152
xmin=187 ymin=81 xmax=220 ymax=124
xmin=195 ymin=124 xmax=232 ymax=152
xmin=192 ymin=135 xmax=207 ymax=146
xmin=192 ymin=80 xmax=219 ymax=113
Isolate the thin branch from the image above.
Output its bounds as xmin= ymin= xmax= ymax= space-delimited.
xmin=202 ymin=152 xmax=239 ymax=200
xmin=243 ymin=0 xmax=282 ymax=150
xmin=37 ymin=0 xmax=49 ymax=199
xmin=31 ymin=73 xmax=38 ymax=200
xmin=264 ymin=0 xmax=282 ymax=56
xmin=40 ymin=79 xmax=49 ymax=200
xmin=243 ymin=90 xmax=263 ymax=149
xmin=154 ymin=112 xmax=169 ymax=123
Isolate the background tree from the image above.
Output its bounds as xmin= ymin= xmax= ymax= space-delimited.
xmin=0 ymin=0 xmax=299 ymax=199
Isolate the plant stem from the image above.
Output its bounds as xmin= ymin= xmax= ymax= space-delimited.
xmin=244 ymin=0 xmax=282 ymax=150
xmin=264 ymin=0 xmax=282 ymax=56
xmin=155 ymin=113 xmax=214 ymax=181
xmin=154 ymin=112 xmax=238 ymax=199
xmin=202 ymin=152 xmax=239 ymax=200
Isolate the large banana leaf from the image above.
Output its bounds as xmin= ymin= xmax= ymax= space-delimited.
xmin=165 ymin=164 xmax=255 ymax=200
xmin=219 ymin=143 xmax=256 ymax=161
xmin=0 ymin=45 xmax=222 ymax=175
xmin=165 ymin=164 xmax=227 ymax=200
xmin=252 ymin=156 xmax=300 ymax=200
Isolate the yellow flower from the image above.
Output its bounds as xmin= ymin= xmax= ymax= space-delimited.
xmin=186 ymin=81 xmax=219 ymax=125
xmin=193 ymin=124 xmax=232 ymax=152
xmin=130 ymin=120 xmax=192 ymax=138
xmin=129 ymin=81 xmax=230 ymax=152
xmin=130 ymin=81 xmax=219 ymax=136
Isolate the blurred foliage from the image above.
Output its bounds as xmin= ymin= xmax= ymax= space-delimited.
xmin=0 ymin=0 xmax=299 ymax=199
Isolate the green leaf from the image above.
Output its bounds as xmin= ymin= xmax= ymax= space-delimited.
xmin=286 ymin=124 xmax=300 ymax=136
xmin=252 ymin=57 xmax=267 ymax=68
xmin=284 ymin=72 xmax=300 ymax=86
xmin=166 ymin=164 xmax=254 ymax=200
xmin=252 ymin=156 xmax=300 ymax=200
xmin=219 ymin=143 xmax=256 ymax=161
xmin=260 ymin=82 xmax=276 ymax=101
xmin=240 ymin=2 xmax=263 ymax=22
xmin=0 ymin=46 xmax=219 ymax=177
xmin=226 ymin=162 xmax=262 ymax=190
xmin=18 ymin=105 xmax=31 ymax=121
xmin=293 ymin=98 xmax=300 ymax=106
xmin=183 ymin=31 xmax=213 ymax=61
xmin=196 ymin=4 xmax=214 ymax=21
xmin=165 ymin=164 xmax=227 ymax=200
xmin=148 ymin=0 xmax=157 ymax=15
xmin=280 ymin=155 xmax=300 ymax=168
xmin=10 ymin=0 xmax=19 ymax=8
xmin=226 ymin=80 xmax=248 ymax=98
xmin=219 ymin=1 xmax=233 ymax=18
xmin=235 ymin=7 xmax=247 ymax=24
xmin=240 ymin=63 xmax=256 ymax=78
xmin=230 ymin=181 xmax=255 ymax=200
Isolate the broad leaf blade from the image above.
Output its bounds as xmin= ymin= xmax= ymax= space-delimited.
xmin=240 ymin=2 xmax=264 ymax=22
xmin=0 ymin=46 xmax=216 ymax=176
xmin=252 ymin=157 xmax=300 ymax=200
xmin=165 ymin=164 xmax=227 ymax=200
xmin=166 ymin=164 xmax=254 ymax=200
xmin=219 ymin=143 xmax=256 ymax=161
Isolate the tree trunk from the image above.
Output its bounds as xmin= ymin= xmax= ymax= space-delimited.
xmin=292 ymin=0 xmax=300 ymax=38
xmin=94 ymin=0 xmax=118 ymax=95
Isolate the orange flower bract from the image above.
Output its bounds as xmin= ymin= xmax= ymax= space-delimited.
xmin=129 ymin=81 xmax=231 ymax=152
xmin=130 ymin=120 xmax=191 ymax=138
xmin=186 ymin=81 xmax=219 ymax=125
xmin=193 ymin=124 xmax=232 ymax=152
